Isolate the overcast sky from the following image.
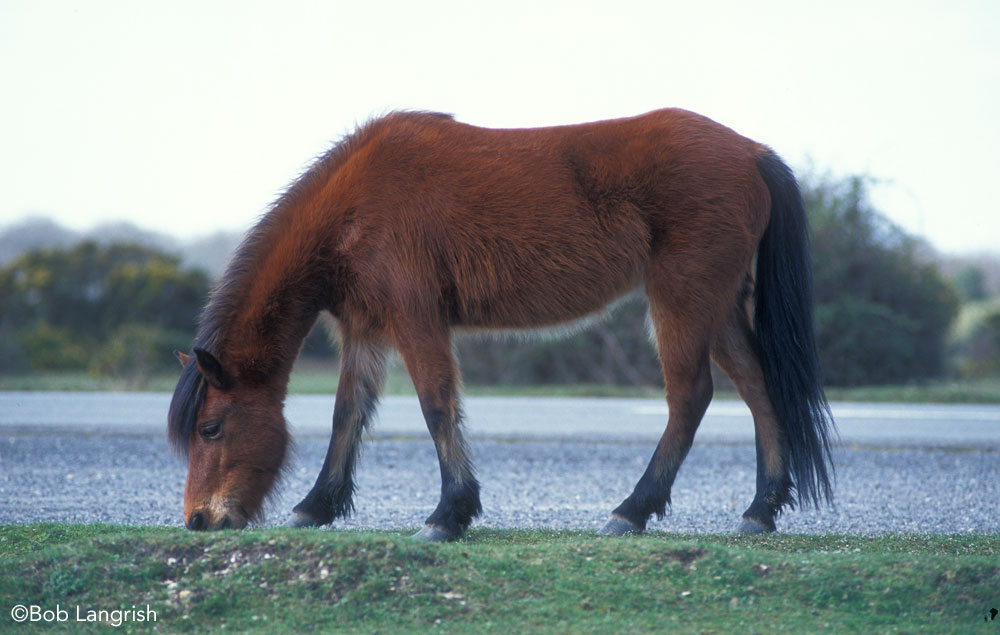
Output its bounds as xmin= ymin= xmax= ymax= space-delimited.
xmin=2 ymin=0 xmax=997 ymax=253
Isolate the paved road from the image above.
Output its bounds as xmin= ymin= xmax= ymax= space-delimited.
xmin=1 ymin=392 xmax=997 ymax=533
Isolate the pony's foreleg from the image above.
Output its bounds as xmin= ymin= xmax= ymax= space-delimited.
xmin=394 ymin=324 xmax=481 ymax=542
xmin=711 ymin=284 xmax=792 ymax=533
xmin=600 ymin=290 xmax=716 ymax=535
xmin=287 ymin=338 xmax=386 ymax=528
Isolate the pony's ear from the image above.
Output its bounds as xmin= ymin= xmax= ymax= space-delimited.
xmin=193 ymin=348 xmax=231 ymax=391
xmin=175 ymin=350 xmax=191 ymax=367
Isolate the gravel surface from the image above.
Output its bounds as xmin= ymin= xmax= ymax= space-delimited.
xmin=2 ymin=421 xmax=997 ymax=534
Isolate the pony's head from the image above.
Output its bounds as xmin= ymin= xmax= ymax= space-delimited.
xmin=168 ymin=348 xmax=289 ymax=530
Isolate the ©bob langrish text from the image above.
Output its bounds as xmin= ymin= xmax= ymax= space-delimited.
xmin=10 ymin=603 xmax=157 ymax=628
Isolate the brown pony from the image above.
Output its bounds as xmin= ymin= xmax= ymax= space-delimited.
xmin=168 ymin=108 xmax=834 ymax=540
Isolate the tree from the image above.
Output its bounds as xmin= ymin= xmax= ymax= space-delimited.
xmin=0 ymin=241 xmax=210 ymax=374
xmin=805 ymin=175 xmax=959 ymax=385
xmin=950 ymin=301 xmax=1000 ymax=377
xmin=952 ymin=266 xmax=988 ymax=302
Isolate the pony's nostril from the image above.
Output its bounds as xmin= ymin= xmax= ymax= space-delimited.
xmin=187 ymin=511 xmax=207 ymax=531
xmin=219 ymin=515 xmax=233 ymax=530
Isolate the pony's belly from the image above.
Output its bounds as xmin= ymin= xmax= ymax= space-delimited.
xmin=452 ymin=267 xmax=645 ymax=330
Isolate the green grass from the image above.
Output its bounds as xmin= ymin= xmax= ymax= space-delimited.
xmin=2 ymin=524 xmax=997 ymax=633
xmin=0 ymin=371 xmax=180 ymax=392
xmin=0 ymin=365 xmax=665 ymax=398
xmin=4 ymin=365 xmax=1000 ymax=403
xmin=823 ymin=378 xmax=1000 ymax=404
xmin=2 ymin=355 xmax=1000 ymax=403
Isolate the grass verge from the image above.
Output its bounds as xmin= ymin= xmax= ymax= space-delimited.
xmin=1 ymin=524 xmax=997 ymax=633
xmin=3 ymin=366 xmax=1000 ymax=403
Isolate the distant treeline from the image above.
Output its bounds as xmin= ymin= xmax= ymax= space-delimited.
xmin=2 ymin=173 xmax=998 ymax=385
xmin=0 ymin=242 xmax=208 ymax=381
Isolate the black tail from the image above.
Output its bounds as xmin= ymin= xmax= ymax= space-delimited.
xmin=753 ymin=150 xmax=835 ymax=508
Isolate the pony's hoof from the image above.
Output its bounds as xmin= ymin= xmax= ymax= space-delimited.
xmin=285 ymin=510 xmax=322 ymax=528
xmin=736 ymin=517 xmax=775 ymax=535
xmin=411 ymin=525 xmax=456 ymax=542
xmin=598 ymin=516 xmax=644 ymax=536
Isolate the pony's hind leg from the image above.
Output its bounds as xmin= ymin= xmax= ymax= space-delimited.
xmin=600 ymin=283 xmax=718 ymax=535
xmin=288 ymin=337 xmax=386 ymax=527
xmin=711 ymin=279 xmax=792 ymax=533
xmin=393 ymin=323 xmax=481 ymax=542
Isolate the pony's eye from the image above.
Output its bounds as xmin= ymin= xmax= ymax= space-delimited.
xmin=200 ymin=420 xmax=223 ymax=439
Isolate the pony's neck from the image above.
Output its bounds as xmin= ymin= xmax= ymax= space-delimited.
xmin=203 ymin=209 xmax=336 ymax=395
xmin=196 ymin=128 xmax=370 ymax=395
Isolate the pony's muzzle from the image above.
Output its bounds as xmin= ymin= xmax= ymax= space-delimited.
xmin=186 ymin=510 xmax=208 ymax=531
xmin=185 ymin=509 xmax=245 ymax=531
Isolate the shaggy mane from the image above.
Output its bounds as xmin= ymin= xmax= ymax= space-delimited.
xmin=168 ymin=112 xmax=453 ymax=454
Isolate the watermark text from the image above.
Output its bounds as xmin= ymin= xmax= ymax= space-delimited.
xmin=10 ymin=604 xmax=157 ymax=628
